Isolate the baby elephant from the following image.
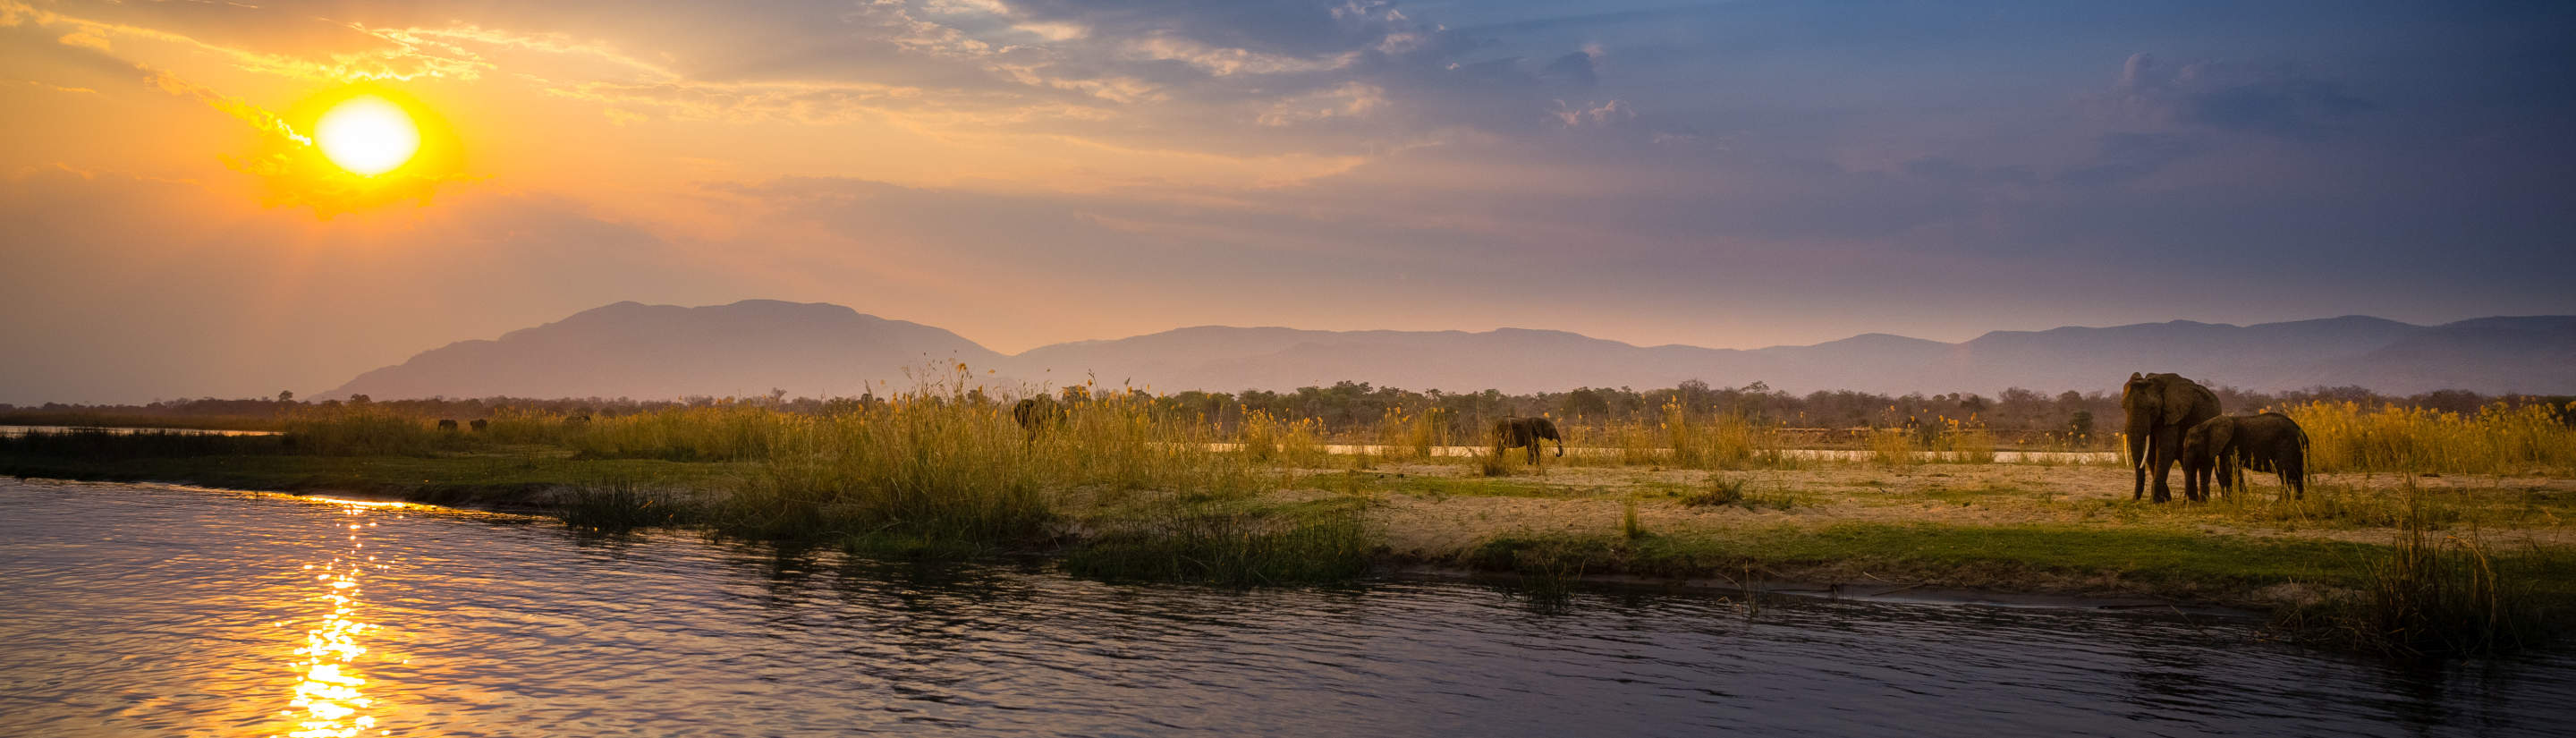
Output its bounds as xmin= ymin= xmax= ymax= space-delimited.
xmin=469 ymin=419 xmax=489 ymax=432
xmin=436 ymin=419 xmax=460 ymax=432
xmin=2182 ymin=412 xmax=2309 ymax=501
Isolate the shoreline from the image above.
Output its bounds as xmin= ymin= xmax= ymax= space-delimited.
xmin=0 ymin=462 xmax=2448 ymax=619
xmin=10 ymin=472 xmax=2270 ymax=623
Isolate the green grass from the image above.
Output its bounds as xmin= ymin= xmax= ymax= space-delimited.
xmin=1911 ymin=482 xmax=2032 ymax=505
xmin=562 ymin=482 xmax=697 ymax=530
xmin=1676 ymin=473 xmax=1799 ymax=510
xmin=12 ymin=407 xmax=2576 ymax=654
xmin=1286 ymin=471 xmax=1574 ymax=499
xmin=1065 ymin=495 xmax=1371 ymax=586
xmin=1462 ymin=522 xmax=2567 ymax=602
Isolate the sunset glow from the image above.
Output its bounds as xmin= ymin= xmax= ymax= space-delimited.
xmin=0 ymin=0 xmax=2568 ymax=406
xmin=311 ymin=97 xmax=419 ymax=177
xmin=4 ymin=3 xmax=2576 ymax=733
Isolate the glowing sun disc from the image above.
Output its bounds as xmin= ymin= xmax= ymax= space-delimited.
xmin=314 ymin=97 xmax=419 ymax=176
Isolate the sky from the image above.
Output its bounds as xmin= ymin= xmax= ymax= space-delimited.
xmin=3 ymin=0 xmax=2572 ymax=403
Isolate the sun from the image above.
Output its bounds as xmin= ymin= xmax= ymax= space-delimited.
xmin=313 ymin=96 xmax=419 ymax=176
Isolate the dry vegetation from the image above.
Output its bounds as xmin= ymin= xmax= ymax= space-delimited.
xmin=6 ymin=372 xmax=2574 ymax=657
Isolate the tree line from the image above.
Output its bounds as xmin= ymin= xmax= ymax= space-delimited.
xmin=6 ymin=381 xmax=2567 ymax=445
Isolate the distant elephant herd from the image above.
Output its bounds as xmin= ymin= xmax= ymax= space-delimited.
xmin=996 ymin=374 xmax=2309 ymax=505
xmin=2123 ymin=372 xmax=2309 ymax=504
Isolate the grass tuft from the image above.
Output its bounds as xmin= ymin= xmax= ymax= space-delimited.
xmin=1065 ymin=500 xmax=1370 ymax=586
xmin=562 ymin=481 xmax=689 ymax=531
xmin=2286 ymin=484 xmax=2552 ymax=657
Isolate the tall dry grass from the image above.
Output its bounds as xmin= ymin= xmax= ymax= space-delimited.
xmin=2287 ymin=401 xmax=2576 ymax=476
xmin=282 ymin=404 xmax=444 ymax=455
xmin=1372 ymin=406 xmax=1448 ymax=462
xmin=1640 ymin=401 xmax=1798 ymax=470
xmin=1235 ymin=409 xmax=1328 ymax=467
xmin=571 ymin=403 xmax=797 ymax=462
xmin=2340 ymin=485 xmax=2541 ymax=657
xmin=715 ymin=371 xmax=1259 ymax=547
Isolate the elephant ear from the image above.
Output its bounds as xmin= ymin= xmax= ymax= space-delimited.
xmin=2158 ymin=379 xmax=2200 ymax=426
xmin=2207 ymin=419 xmax=2234 ymax=455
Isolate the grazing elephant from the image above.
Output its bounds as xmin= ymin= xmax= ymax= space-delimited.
xmin=469 ymin=419 xmax=489 ymax=432
xmin=1492 ymin=417 xmax=1564 ymax=464
xmin=2182 ymin=412 xmax=2309 ymax=500
xmin=436 ymin=419 xmax=460 ymax=431
xmin=1013 ymin=396 xmax=1065 ymax=442
xmin=2121 ymin=372 xmax=2222 ymax=503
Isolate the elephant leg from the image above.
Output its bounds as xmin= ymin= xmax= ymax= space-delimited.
xmin=2284 ymin=446 xmax=2305 ymax=500
xmin=2213 ymin=454 xmax=2230 ymax=498
xmin=2190 ymin=463 xmax=2207 ymax=503
xmin=2150 ymin=427 xmax=2179 ymax=504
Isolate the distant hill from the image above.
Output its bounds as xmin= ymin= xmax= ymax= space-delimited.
xmin=324 ymin=301 xmax=1001 ymax=400
xmin=321 ymin=301 xmax=2576 ymax=399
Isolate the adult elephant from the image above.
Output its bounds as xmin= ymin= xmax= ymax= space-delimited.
xmin=1493 ymin=417 xmax=1564 ymax=464
xmin=2121 ymin=372 xmax=2222 ymax=504
xmin=1013 ymin=396 xmax=1065 ymax=442
xmin=2182 ymin=412 xmax=2309 ymax=501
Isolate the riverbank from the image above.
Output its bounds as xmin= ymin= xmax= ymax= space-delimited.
xmin=10 ymin=445 xmax=2573 ymax=639
xmin=21 ymin=476 xmax=2563 ymax=737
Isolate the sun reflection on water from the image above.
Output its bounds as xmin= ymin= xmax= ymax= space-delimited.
xmin=276 ymin=503 xmax=386 ymax=738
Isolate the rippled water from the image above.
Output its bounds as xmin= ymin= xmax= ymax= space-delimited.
xmin=3 ymin=479 xmax=2569 ymax=737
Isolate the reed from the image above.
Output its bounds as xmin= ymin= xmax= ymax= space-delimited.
xmin=1928 ymin=423 xmax=1998 ymax=464
xmin=0 ymin=411 xmax=284 ymax=431
xmin=0 ymin=428 xmax=279 ymax=458
xmin=2288 ymin=400 xmax=2576 ymax=476
xmin=1371 ymin=406 xmax=1446 ymax=462
xmin=561 ymin=481 xmax=691 ymax=530
xmin=1630 ymin=401 xmax=1793 ymax=470
xmin=570 ymin=403 xmax=798 ymax=462
xmin=2335 ymin=486 xmax=2543 ymax=657
xmin=1622 ymin=494 xmax=1648 ymax=539
xmin=1867 ymin=429 xmax=1919 ymax=466
xmin=1235 ymin=409 xmax=1329 ymax=467
xmin=282 ymin=405 xmax=444 ymax=455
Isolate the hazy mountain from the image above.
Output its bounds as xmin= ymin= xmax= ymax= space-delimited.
xmin=322 ymin=301 xmax=2576 ymax=400
xmin=323 ymin=301 xmax=1001 ymax=400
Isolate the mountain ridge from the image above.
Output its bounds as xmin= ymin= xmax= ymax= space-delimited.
xmin=320 ymin=301 xmax=2576 ymax=399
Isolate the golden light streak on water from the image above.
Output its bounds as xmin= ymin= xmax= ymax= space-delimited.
xmin=309 ymin=497 xmax=410 ymax=508
xmin=275 ymin=503 xmax=385 ymax=738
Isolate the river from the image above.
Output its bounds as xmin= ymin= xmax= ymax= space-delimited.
xmin=1 ymin=479 xmax=2567 ymax=736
